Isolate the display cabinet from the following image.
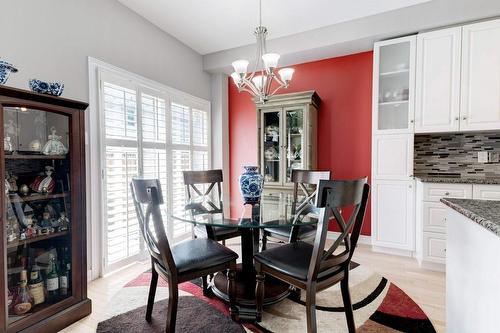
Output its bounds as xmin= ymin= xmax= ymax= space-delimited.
xmin=0 ymin=86 xmax=89 ymax=332
xmin=256 ymin=90 xmax=319 ymax=193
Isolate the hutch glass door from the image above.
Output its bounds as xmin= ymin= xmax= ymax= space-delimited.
xmin=4 ymin=107 xmax=72 ymax=325
xmin=284 ymin=107 xmax=304 ymax=184
xmin=261 ymin=109 xmax=281 ymax=185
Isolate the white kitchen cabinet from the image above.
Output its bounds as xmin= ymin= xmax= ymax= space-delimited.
xmin=372 ymin=135 xmax=413 ymax=180
xmin=460 ymin=18 xmax=500 ymax=131
xmin=373 ymin=36 xmax=416 ymax=135
xmin=423 ymin=232 xmax=447 ymax=264
xmin=473 ymin=184 xmax=500 ymax=200
xmin=422 ymin=182 xmax=472 ymax=202
xmin=415 ymin=27 xmax=462 ymax=133
xmin=372 ymin=180 xmax=415 ymax=252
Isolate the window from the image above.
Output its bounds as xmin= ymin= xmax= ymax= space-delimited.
xmin=97 ymin=69 xmax=210 ymax=273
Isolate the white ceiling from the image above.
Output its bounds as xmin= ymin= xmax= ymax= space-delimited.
xmin=117 ymin=0 xmax=431 ymax=55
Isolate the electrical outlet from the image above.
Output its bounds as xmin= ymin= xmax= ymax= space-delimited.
xmin=478 ymin=151 xmax=488 ymax=163
xmin=489 ymin=152 xmax=499 ymax=163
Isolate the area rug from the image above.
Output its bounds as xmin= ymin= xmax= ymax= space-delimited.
xmin=96 ymin=264 xmax=436 ymax=333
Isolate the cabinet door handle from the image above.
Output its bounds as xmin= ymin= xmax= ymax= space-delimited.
xmin=445 ymin=192 xmax=450 ymax=195
xmin=455 ymin=117 xmax=459 ymax=121
xmin=410 ymin=120 xmax=414 ymax=124
xmin=462 ymin=116 xmax=467 ymax=120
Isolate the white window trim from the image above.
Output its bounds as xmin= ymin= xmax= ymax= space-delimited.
xmin=87 ymin=57 xmax=211 ymax=280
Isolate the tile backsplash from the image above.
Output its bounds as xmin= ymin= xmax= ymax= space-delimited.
xmin=414 ymin=132 xmax=500 ymax=179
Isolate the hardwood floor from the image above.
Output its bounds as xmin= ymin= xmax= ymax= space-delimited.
xmin=62 ymin=242 xmax=445 ymax=332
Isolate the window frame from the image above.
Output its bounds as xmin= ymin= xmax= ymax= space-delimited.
xmin=88 ymin=58 xmax=211 ymax=278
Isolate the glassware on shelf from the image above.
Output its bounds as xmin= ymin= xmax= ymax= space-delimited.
xmin=12 ymin=270 xmax=33 ymax=316
xmin=28 ymin=259 xmax=45 ymax=306
xmin=46 ymin=253 xmax=59 ymax=304
xmin=41 ymin=127 xmax=68 ymax=156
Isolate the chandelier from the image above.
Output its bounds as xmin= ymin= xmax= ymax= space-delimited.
xmin=230 ymin=0 xmax=295 ymax=103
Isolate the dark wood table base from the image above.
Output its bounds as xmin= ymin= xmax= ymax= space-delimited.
xmin=211 ymin=264 xmax=291 ymax=320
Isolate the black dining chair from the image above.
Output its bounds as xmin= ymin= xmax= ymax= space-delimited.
xmin=261 ymin=170 xmax=331 ymax=250
xmin=255 ymin=178 xmax=370 ymax=333
xmin=130 ymin=178 xmax=239 ymax=332
xmin=183 ymin=170 xmax=241 ymax=244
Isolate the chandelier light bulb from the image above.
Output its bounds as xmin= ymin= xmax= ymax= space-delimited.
xmin=231 ymin=72 xmax=243 ymax=86
xmin=262 ymin=53 xmax=280 ymax=70
xmin=252 ymin=75 xmax=267 ymax=90
xmin=232 ymin=59 xmax=249 ymax=75
xmin=278 ymin=68 xmax=295 ymax=83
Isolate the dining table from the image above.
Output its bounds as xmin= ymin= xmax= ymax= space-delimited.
xmin=172 ymin=194 xmax=318 ymax=320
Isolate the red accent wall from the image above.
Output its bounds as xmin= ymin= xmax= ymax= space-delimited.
xmin=228 ymin=51 xmax=373 ymax=235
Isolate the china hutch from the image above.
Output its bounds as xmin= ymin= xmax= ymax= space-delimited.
xmin=256 ymin=90 xmax=319 ymax=200
xmin=0 ymin=86 xmax=89 ymax=332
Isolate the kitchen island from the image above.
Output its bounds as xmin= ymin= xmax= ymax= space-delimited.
xmin=441 ymin=198 xmax=500 ymax=333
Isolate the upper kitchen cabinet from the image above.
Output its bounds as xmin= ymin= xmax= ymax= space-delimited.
xmin=373 ymin=36 xmax=416 ymax=134
xmin=415 ymin=27 xmax=462 ymax=133
xmin=256 ymin=91 xmax=319 ymax=191
xmin=460 ymin=18 xmax=500 ymax=131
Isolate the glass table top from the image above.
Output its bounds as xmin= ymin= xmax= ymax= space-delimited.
xmin=172 ymin=195 xmax=318 ymax=229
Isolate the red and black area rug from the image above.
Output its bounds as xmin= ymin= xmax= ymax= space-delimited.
xmin=96 ymin=264 xmax=436 ymax=332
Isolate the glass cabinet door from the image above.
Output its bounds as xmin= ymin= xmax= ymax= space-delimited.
xmin=375 ymin=36 xmax=416 ymax=133
xmin=261 ymin=109 xmax=281 ymax=185
xmin=284 ymin=108 xmax=304 ymax=183
xmin=3 ymin=107 xmax=72 ymax=325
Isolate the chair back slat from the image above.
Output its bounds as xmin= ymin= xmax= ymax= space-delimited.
xmin=131 ymin=178 xmax=177 ymax=277
xmin=290 ymin=169 xmax=331 ymax=214
xmin=183 ymin=170 xmax=223 ymax=213
xmin=307 ymin=178 xmax=370 ymax=282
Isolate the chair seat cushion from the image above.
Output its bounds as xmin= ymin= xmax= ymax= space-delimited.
xmin=172 ymin=238 xmax=238 ymax=275
xmin=264 ymin=224 xmax=316 ymax=239
xmin=254 ymin=241 xmax=342 ymax=281
xmin=194 ymin=224 xmax=241 ymax=240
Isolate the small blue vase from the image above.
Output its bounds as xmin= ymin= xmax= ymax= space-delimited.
xmin=238 ymin=166 xmax=264 ymax=205
xmin=0 ymin=60 xmax=18 ymax=85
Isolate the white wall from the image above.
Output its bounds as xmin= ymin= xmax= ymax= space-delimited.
xmin=210 ymin=73 xmax=230 ymax=215
xmin=1 ymin=0 xmax=211 ymax=101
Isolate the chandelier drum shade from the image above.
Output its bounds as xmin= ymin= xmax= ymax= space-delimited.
xmin=231 ymin=0 xmax=295 ymax=103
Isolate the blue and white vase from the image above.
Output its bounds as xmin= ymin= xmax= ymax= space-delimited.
xmin=0 ymin=60 xmax=18 ymax=85
xmin=29 ymin=79 xmax=64 ymax=96
xmin=238 ymin=166 xmax=264 ymax=205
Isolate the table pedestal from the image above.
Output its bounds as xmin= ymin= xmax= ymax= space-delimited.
xmin=211 ymin=227 xmax=290 ymax=320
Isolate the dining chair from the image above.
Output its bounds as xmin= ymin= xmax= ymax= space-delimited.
xmin=130 ymin=178 xmax=239 ymax=332
xmin=255 ymin=178 xmax=370 ymax=333
xmin=261 ymin=170 xmax=331 ymax=250
xmin=183 ymin=169 xmax=241 ymax=244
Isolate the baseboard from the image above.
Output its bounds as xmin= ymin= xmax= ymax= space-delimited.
xmin=420 ymin=260 xmax=446 ymax=272
xmin=372 ymin=245 xmax=414 ymax=257
xmin=327 ymin=231 xmax=372 ymax=245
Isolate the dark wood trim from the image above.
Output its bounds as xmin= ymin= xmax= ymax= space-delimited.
xmin=0 ymin=86 xmax=88 ymax=110
xmin=0 ymin=103 xmax=7 ymax=332
xmin=14 ymin=299 xmax=91 ymax=333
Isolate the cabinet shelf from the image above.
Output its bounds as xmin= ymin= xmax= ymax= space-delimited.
xmin=380 ymin=69 xmax=409 ymax=76
xmin=379 ymin=100 xmax=408 ymax=106
xmin=8 ymin=193 xmax=67 ymax=203
xmin=5 ymin=154 xmax=67 ymax=160
xmin=7 ymin=230 xmax=69 ymax=251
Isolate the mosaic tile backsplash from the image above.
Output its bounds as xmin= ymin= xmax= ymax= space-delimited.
xmin=414 ymin=132 xmax=500 ymax=179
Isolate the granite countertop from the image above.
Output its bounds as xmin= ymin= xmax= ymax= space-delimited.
xmin=416 ymin=176 xmax=500 ymax=184
xmin=441 ymin=198 xmax=500 ymax=237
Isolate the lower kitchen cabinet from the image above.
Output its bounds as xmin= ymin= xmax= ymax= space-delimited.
xmin=372 ymin=180 xmax=415 ymax=253
xmin=416 ymin=181 xmax=500 ymax=270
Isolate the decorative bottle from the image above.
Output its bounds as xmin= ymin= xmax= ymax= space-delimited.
xmin=12 ymin=270 xmax=33 ymax=315
xmin=59 ymin=254 xmax=69 ymax=297
xmin=28 ymin=260 xmax=45 ymax=305
xmin=46 ymin=254 xmax=59 ymax=303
